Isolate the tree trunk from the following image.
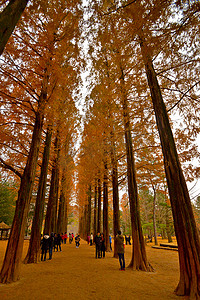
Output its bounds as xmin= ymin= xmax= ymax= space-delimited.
xmin=44 ymin=164 xmax=56 ymax=235
xmin=166 ymin=206 xmax=173 ymax=243
xmin=51 ymin=138 xmax=60 ymax=234
xmin=57 ymin=176 xmax=66 ymax=234
xmin=152 ymin=187 xmax=158 ymax=246
xmin=79 ymin=211 xmax=83 ymax=238
xmin=103 ymin=161 xmax=109 ymax=250
xmin=104 ymin=53 xmax=120 ymax=256
xmin=93 ymin=181 xmax=97 ymax=238
xmin=120 ymin=66 xmax=153 ymax=271
xmin=0 ymin=69 xmax=48 ymax=283
xmin=139 ymin=33 xmax=200 ymax=297
xmin=24 ymin=124 xmax=52 ymax=264
xmin=83 ymin=204 xmax=87 ymax=240
xmin=97 ymin=177 xmax=101 ymax=233
xmin=44 ymin=135 xmax=59 ymax=234
xmin=0 ymin=0 xmax=29 ymax=55
xmin=87 ymin=185 xmax=92 ymax=237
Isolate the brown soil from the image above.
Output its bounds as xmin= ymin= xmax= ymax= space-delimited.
xmin=0 ymin=238 xmax=185 ymax=300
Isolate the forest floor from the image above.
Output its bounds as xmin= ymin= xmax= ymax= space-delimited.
xmin=0 ymin=237 xmax=185 ymax=300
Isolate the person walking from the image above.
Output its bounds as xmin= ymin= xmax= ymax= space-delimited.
xmin=49 ymin=232 xmax=54 ymax=260
xmin=94 ymin=232 xmax=101 ymax=258
xmin=56 ymin=233 xmax=62 ymax=251
xmin=115 ymin=230 xmax=125 ymax=270
xmin=41 ymin=233 xmax=49 ymax=261
xmin=69 ymin=233 xmax=72 ymax=243
xmin=100 ymin=233 xmax=106 ymax=258
xmin=64 ymin=232 xmax=68 ymax=244
xmin=90 ymin=233 xmax=93 ymax=246
xmin=54 ymin=233 xmax=58 ymax=251
xmin=109 ymin=235 xmax=112 ymax=251
xmin=75 ymin=234 xmax=80 ymax=248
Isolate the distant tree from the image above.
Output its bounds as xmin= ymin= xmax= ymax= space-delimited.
xmin=0 ymin=178 xmax=17 ymax=225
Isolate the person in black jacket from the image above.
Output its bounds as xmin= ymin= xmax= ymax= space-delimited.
xmin=56 ymin=233 xmax=62 ymax=251
xmin=49 ymin=232 xmax=54 ymax=260
xmin=94 ymin=232 xmax=101 ymax=258
xmin=41 ymin=234 xmax=49 ymax=261
xmin=100 ymin=233 xmax=106 ymax=258
xmin=75 ymin=234 xmax=80 ymax=248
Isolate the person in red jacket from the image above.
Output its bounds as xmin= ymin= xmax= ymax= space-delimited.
xmin=64 ymin=232 xmax=68 ymax=244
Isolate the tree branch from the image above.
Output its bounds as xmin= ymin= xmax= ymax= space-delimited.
xmin=0 ymin=157 xmax=22 ymax=178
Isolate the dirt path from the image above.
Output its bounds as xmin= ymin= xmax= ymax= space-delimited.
xmin=0 ymin=239 xmax=184 ymax=300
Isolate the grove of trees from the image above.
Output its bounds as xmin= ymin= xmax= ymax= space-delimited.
xmin=0 ymin=0 xmax=200 ymax=298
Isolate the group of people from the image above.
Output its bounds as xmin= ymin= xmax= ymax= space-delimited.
xmin=93 ymin=231 xmax=125 ymax=271
xmin=125 ymin=234 xmax=131 ymax=245
xmin=61 ymin=232 xmax=68 ymax=244
xmin=41 ymin=232 xmax=62 ymax=261
xmin=41 ymin=230 xmax=126 ymax=271
xmin=94 ymin=232 xmax=106 ymax=258
xmin=41 ymin=232 xmax=81 ymax=261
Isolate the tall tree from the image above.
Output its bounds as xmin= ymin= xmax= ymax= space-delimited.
xmin=97 ymin=177 xmax=102 ymax=233
xmin=24 ymin=124 xmax=52 ymax=263
xmin=0 ymin=67 xmax=49 ymax=282
xmin=103 ymin=159 xmax=109 ymax=249
xmin=0 ymin=0 xmax=82 ymax=282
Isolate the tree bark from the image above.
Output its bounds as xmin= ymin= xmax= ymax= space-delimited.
xmin=103 ymin=161 xmax=109 ymax=250
xmin=97 ymin=177 xmax=101 ymax=233
xmin=152 ymin=186 xmax=158 ymax=246
xmin=87 ymin=185 xmax=92 ymax=237
xmin=44 ymin=135 xmax=60 ymax=234
xmin=83 ymin=203 xmax=87 ymax=240
xmin=24 ymin=124 xmax=52 ymax=264
xmin=57 ymin=174 xmax=67 ymax=234
xmin=166 ymin=206 xmax=173 ymax=243
xmin=0 ymin=0 xmax=29 ymax=55
xmin=93 ymin=181 xmax=97 ymax=238
xmin=51 ymin=137 xmax=60 ymax=234
xmin=139 ymin=33 xmax=200 ymax=297
xmin=120 ymin=66 xmax=153 ymax=271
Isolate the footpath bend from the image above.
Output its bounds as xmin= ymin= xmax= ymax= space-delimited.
xmin=0 ymin=238 xmax=184 ymax=300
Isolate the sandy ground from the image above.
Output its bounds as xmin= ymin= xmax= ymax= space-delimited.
xmin=0 ymin=238 xmax=185 ymax=300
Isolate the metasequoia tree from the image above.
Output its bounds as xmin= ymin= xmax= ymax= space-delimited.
xmin=0 ymin=0 xmax=29 ymax=55
xmin=91 ymin=1 xmax=200 ymax=294
xmin=117 ymin=0 xmax=200 ymax=297
xmin=44 ymin=132 xmax=60 ymax=235
xmin=92 ymin=13 xmax=153 ymax=270
xmin=76 ymin=99 xmax=111 ymax=238
xmin=103 ymin=155 xmax=109 ymax=249
xmin=0 ymin=63 xmax=49 ymax=283
xmin=139 ymin=29 xmax=200 ymax=298
xmin=93 ymin=180 xmax=98 ymax=238
xmin=24 ymin=123 xmax=53 ymax=264
xmin=0 ymin=0 xmax=81 ymax=282
xmin=57 ymin=94 xmax=79 ymax=234
xmin=86 ymin=42 xmax=125 ymax=256
xmin=119 ymin=65 xmax=152 ymax=270
xmin=57 ymin=143 xmax=76 ymax=235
